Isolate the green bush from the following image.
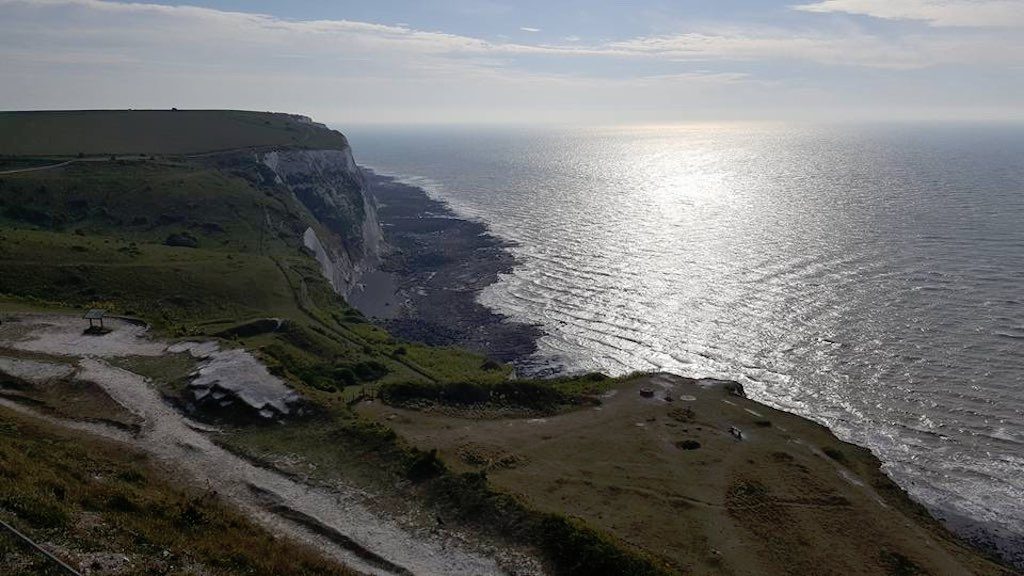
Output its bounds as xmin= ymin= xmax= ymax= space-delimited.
xmin=823 ymin=446 xmax=847 ymax=463
xmin=539 ymin=514 xmax=666 ymax=576
xmin=406 ymin=448 xmax=446 ymax=482
xmin=164 ymin=231 xmax=199 ymax=248
xmin=378 ymin=380 xmax=572 ymax=411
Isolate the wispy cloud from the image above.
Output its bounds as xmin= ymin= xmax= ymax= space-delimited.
xmin=0 ymin=0 xmax=1021 ymax=123
xmin=607 ymin=31 xmax=927 ymax=69
xmin=4 ymin=0 xmax=1019 ymax=69
xmin=793 ymin=0 xmax=1024 ymax=28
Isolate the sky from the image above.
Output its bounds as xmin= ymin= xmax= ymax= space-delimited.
xmin=2 ymin=0 xmax=1023 ymax=125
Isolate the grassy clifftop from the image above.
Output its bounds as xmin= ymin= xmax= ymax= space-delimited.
xmin=0 ymin=110 xmax=348 ymax=156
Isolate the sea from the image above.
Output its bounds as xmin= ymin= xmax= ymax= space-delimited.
xmin=344 ymin=123 xmax=1024 ymax=561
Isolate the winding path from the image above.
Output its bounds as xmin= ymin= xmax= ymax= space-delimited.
xmin=0 ymin=315 xmax=529 ymax=576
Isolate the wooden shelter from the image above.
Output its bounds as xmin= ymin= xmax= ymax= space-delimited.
xmin=84 ymin=309 xmax=106 ymax=330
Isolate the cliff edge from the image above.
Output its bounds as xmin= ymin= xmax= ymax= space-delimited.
xmin=262 ymin=146 xmax=382 ymax=296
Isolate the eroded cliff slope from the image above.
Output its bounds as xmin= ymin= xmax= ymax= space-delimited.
xmin=262 ymin=145 xmax=382 ymax=296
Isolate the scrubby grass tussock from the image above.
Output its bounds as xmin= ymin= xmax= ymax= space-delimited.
xmin=0 ymin=407 xmax=354 ymax=575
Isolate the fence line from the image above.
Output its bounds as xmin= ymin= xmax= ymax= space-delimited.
xmin=0 ymin=518 xmax=83 ymax=575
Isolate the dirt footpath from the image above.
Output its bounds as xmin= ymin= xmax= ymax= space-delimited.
xmin=0 ymin=313 xmax=536 ymax=575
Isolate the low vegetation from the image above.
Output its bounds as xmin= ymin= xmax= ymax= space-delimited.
xmin=0 ymin=110 xmax=348 ymax=156
xmin=377 ymin=373 xmax=620 ymax=413
xmin=0 ymin=406 xmax=353 ymax=576
xmin=225 ymin=413 xmax=672 ymax=576
xmin=0 ymin=152 xmax=500 ymax=397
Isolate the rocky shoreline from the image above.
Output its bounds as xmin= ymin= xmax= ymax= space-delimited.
xmin=349 ymin=170 xmax=543 ymax=366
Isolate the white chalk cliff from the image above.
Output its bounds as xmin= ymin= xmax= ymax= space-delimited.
xmin=261 ymin=143 xmax=382 ymax=296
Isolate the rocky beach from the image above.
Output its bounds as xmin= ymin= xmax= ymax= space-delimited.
xmin=351 ymin=170 xmax=543 ymax=366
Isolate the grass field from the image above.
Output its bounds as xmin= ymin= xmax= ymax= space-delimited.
xmin=0 ymin=161 xmax=279 ymax=248
xmin=222 ymin=411 xmax=673 ymax=576
xmin=0 ymin=110 xmax=347 ymax=156
xmin=358 ymin=375 xmax=1011 ymax=576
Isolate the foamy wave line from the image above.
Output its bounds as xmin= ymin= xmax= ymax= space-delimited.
xmin=359 ymin=163 xmax=498 ymax=226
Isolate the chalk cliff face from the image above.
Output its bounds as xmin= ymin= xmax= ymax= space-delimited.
xmin=261 ymin=143 xmax=382 ymax=296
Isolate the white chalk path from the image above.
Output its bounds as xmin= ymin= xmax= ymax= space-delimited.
xmin=0 ymin=314 xmax=528 ymax=576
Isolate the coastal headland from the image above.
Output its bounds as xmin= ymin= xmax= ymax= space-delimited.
xmin=0 ymin=110 xmax=1016 ymax=575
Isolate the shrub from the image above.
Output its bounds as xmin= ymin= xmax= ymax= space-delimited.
xmin=823 ymin=447 xmax=847 ymax=463
xmin=378 ymin=381 xmax=441 ymax=404
xmin=352 ymin=361 xmax=388 ymax=382
xmin=378 ymin=380 xmax=572 ymax=411
xmin=493 ymin=381 xmax=567 ymax=410
xmin=406 ymin=448 xmax=446 ymax=482
xmin=441 ymin=381 xmax=490 ymax=405
xmin=164 ymin=232 xmax=199 ymax=248
xmin=332 ymin=367 xmax=356 ymax=387
xmin=539 ymin=514 xmax=667 ymax=576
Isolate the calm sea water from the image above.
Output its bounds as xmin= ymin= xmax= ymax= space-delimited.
xmin=345 ymin=123 xmax=1024 ymax=555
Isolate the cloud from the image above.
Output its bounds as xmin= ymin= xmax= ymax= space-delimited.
xmin=0 ymin=0 xmax=769 ymax=122
xmin=607 ymin=31 xmax=928 ymax=69
xmin=793 ymin=0 xmax=1024 ymax=28
xmin=0 ymin=0 xmax=1021 ymax=123
xmin=520 ymin=27 xmax=541 ymax=33
xmin=3 ymin=0 xmax=1018 ymax=72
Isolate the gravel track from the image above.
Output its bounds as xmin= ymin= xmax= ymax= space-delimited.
xmin=0 ymin=314 xmax=531 ymax=575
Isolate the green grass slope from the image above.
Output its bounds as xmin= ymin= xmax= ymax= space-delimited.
xmin=0 ymin=406 xmax=354 ymax=576
xmin=0 ymin=152 xmax=512 ymax=401
xmin=0 ymin=110 xmax=347 ymax=157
